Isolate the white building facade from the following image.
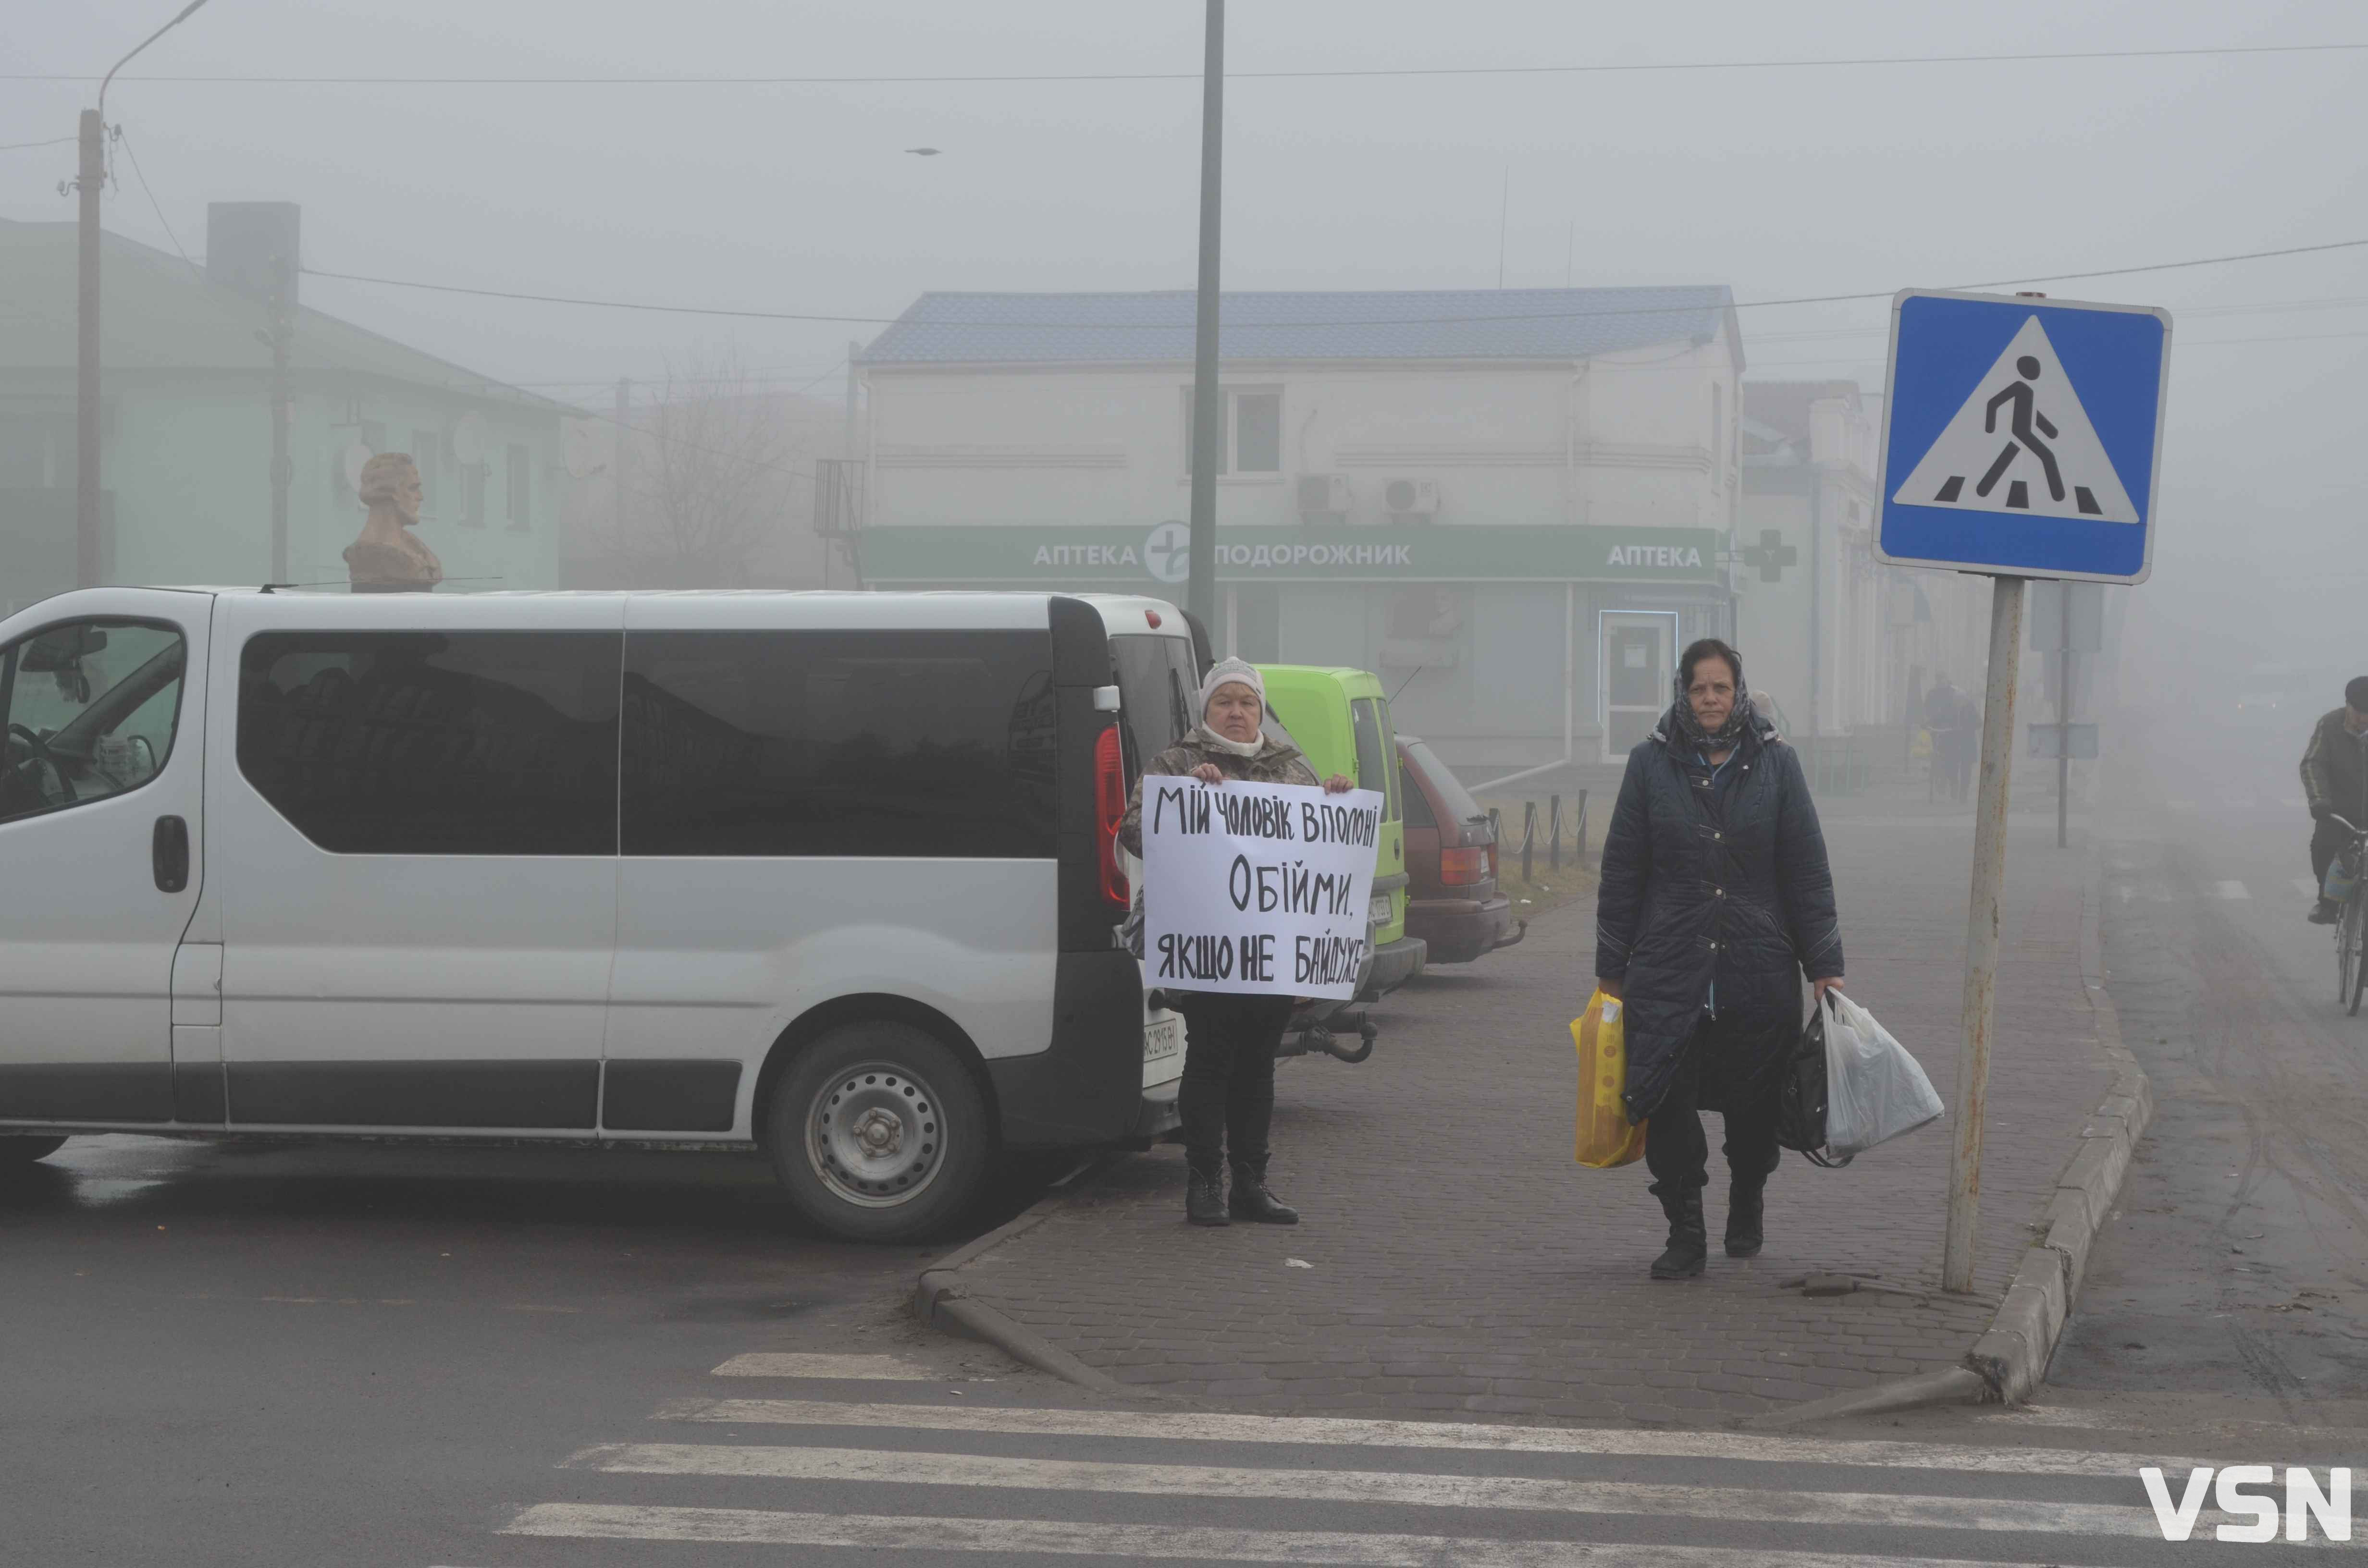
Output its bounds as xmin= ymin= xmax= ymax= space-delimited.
xmin=1738 ymin=381 xmax=1991 ymax=741
xmin=855 ymin=288 xmax=1748 ymax=770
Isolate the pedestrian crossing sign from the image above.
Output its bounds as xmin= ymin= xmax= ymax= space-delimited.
xmin=1875 ymin=290 xmax=2170 ymax=584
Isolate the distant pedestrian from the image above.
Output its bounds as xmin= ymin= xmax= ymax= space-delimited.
xmin=1924 ymin=674 xmax=1976 ymax=804
xmin=1118 ymin=658 xmax=1355 ymax=1228
xmin=2300 ymin=676 xmax=2368 ymax=924
xmin=1595 ymin=638 xmax=1845 ymax=1279
xmin=343 ymin=452 xmax=443 ymax=593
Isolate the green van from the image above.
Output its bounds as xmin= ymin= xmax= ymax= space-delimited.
xmin=1255 ymin=664 xmax=1427 ymax=1000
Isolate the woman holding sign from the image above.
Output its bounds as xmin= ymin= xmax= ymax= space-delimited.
xmin=1119 ymin=658 xmax=1356 ymax=1227
xmin=1595 ymin=638 xmax=1844 ymax=1280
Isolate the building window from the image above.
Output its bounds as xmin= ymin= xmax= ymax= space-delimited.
xmin=506 ymin=442 xmax=531 ymax=530
xmin=1710 ymin=385 xmax=1723 ymax=491
xmin=1182 ymin=388 xmax=1284 ymax=477
xmin=460 ymin=463 xmax=488 ymax=529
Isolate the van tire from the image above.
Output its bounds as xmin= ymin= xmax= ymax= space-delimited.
xmin=0 ymin=1136 xmax=67 ymax=1165
xmin=765 ymin=1022 xmax=990 ymax=1243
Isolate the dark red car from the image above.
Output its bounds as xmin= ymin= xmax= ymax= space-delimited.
xmin=1397 ymin=735 xmax=1521 ymax=964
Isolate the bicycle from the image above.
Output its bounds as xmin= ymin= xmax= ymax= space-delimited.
xmin=2329 ymin=814 xmax=2368 ymax=1015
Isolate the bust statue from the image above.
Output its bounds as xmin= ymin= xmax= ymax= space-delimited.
xmin=344 ymin=451 xmax=444 ymax=593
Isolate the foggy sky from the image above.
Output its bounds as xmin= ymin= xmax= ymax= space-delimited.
xmin=7 ymin=1 xmax=2365 ymax=684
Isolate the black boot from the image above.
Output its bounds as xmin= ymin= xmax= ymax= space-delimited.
xmin=1725 ymin=1176 xmax=1765 ymax=1258
xmin=1650 ymin=1189 xmax=1707 ymax=1279
xmin=1228 ymin=1161 xmax=1299 ymax=1225
xmin=1186 ymin=1168 xmax=1230 ymax=1226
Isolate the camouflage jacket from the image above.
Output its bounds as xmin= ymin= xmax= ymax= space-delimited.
xmin=1116 ymin=729 xmax=1320 ymax=856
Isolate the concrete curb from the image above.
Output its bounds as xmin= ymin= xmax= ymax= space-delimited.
xmin=1751 ymin=843 xmax=2150 ymax=1430
xmin=913 ymin=1154 xmax=1165 ymax=1402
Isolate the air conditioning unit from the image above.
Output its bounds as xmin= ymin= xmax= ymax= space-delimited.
xmin=1383 ymin=477 xmax=1440 ymax=519
xmin=1296 ymin=473 xmax=1350 ymax=521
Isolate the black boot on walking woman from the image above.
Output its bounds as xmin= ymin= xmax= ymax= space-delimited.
xmin=1651 ymin=1189 xmax=1708 ymax=1278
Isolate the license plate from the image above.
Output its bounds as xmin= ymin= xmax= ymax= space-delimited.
xmin=1144 ymin=1014 xmax=1184 ymax=1065
xmin=1369 ymin=892 xmax=1394 ymax=925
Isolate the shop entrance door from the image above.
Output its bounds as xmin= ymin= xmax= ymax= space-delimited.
xmin=1600 ymin=612 xmax=1676 ymax=760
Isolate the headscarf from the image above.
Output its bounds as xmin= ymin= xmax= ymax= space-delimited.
xmin=1196 ymin=657 xmax=1270 ymax=758
xmin=1665 ymin=646 xmax=1758 ymax=753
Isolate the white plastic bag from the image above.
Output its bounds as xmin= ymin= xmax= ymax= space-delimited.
xmin=1820 ymin=992 xmax=1944 ymax=1159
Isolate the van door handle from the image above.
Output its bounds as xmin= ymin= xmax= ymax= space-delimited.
xmin=153 ymin=815 xmax=189 ymax=893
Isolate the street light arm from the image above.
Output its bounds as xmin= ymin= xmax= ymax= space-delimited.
xmin=98 ymin=0 xmax=214 ymax=122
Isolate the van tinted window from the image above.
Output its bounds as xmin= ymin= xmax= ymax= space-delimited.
xmin=238 ymin=632 xmax=621 ymax=855
xmin=622 ymin=630 xmax=1057 ymax=858
xmin=1109 ymin=633 xmax=1198 ymax=774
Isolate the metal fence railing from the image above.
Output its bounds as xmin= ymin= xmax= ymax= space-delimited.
xmin=1483 ymin=789 xmax=1590 ymax=883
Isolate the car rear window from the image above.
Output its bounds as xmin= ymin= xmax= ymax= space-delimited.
xmin=1404 ymin=739 xmax=1482 ymax=824
xmin=1109 ymin=633 xmax=1198 ymax=779
xmin=1398 ymin=754 xmax=1436 ymax=829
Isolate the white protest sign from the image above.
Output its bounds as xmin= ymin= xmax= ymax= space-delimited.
xmin=1141 ymin=778 xmax=1386 ymax=1000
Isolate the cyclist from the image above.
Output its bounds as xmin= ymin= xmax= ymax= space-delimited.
xmin=2301 ymin=675 xmax=2368 ymax=924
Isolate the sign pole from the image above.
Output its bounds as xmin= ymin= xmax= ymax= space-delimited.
xmin=1943 ymin=574 xmax=2026 ymax=1294
xmin=2057 ymin=582 xmax=2072 ymax=849
xmin=1184 ymin=0 xmax=1224 ymax=630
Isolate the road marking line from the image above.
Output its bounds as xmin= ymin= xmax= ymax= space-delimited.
xmin=2215 ymin=881 xmax=2252 ymax=900
xmin=654 ymin=1398 xmax=2225 ymax=1479
xmin=498 ymin=1502 xmax=2074 ymax=1565
xmin=710 ymin=1353 xmax=940 ymax=1380
xmin=564 ymin=1442 xmax=2188 ymax=1538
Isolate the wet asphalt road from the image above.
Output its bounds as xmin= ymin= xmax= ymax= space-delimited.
xmin=0 ymin=1136 xmax=1074 ymax=1565
xmin=2051 ymin=717 xmax=2368 ymax=1425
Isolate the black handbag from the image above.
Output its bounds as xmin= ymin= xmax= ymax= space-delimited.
xmin=1774 ymin=1003 xmax=1850 ymax=1167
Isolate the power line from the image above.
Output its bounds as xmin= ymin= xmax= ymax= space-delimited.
xmin=11 ymin=40 xmax=2367 ymax=86
xmin=114 ymin=125 xmax=197 ymax=273
xmin=0 ymin=135 xmax=76 ymax=152
xmin=303 ymin=237 xmax=2368 ymax=334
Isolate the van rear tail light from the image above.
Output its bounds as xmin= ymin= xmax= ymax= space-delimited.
xmin=1093 ymin=725 xmax=1129 ymax=908
xmin=1441 ymin=845 xmax=1489 ymax=886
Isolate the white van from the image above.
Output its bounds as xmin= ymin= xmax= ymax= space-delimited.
xmin=0 ymin=586 xmax=1202 ymax=1240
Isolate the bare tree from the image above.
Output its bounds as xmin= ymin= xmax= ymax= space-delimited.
xmin=593 ymin=347 xmax=818 ymax=588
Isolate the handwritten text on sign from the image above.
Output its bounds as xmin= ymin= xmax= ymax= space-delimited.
xmin=1141 ymin=779 xmax=1386 ymax=999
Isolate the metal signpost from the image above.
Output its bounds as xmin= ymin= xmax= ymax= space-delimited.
xmin=1875 ymin=289 xmax=2169 ymax=1294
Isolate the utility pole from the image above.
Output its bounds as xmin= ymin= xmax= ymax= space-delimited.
xmin=1185 ymin=0 xmax=1224 ymax=630
xmin=77 ymin=0 xmax=219 ymax=589
xmin=75 ymin=109 xmax=103 ymax=588
xmin=843 ymin=339 xmax=861 ymax=457
xmin=267 ymin=260 xmax=293 ymax=583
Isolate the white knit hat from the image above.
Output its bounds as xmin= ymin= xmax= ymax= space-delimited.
xmin=1197 ymin=657 xmax=1267 ymax=717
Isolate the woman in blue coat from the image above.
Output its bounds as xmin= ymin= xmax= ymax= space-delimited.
xmin=1594 ymin=638 xmax=1845 ymax=1279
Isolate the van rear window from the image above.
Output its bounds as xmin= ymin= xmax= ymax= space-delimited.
xmin=622 ymin=629 xmax=1057 ymax=859
xmin=1109 ymin=634 xmax=1198 ymax=775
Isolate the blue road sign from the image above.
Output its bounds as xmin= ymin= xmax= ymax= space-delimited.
xmin=1875 ymin=290 xmax=2170 ymax=584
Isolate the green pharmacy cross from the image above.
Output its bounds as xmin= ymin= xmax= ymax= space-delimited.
xmin=1740 ymin=529 xmax=1798 ymax=583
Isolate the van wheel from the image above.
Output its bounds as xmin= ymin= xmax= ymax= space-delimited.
xmin=765 ymin=1022 xmax=990 ymax=1243
xmin=0 ymin=1136 xmax=67 ymax=1165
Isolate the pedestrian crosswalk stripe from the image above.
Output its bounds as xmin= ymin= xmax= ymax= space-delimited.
xmin=2215 ymin=880 xmax=2252 ymax=900
xmin=563 ymin=1441 xmax=2196 ymax=1539
xmin=655 ymin=1397 xmax=2220 ymax=1480
xmin=499 ymin=1503 xmax=2068 ymax=1566
xmin=708 ymin=1352 xmax=942 ymax=1380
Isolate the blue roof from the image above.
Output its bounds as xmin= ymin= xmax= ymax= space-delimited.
xmin=861 ymin=286 xmax=1738 ymax=366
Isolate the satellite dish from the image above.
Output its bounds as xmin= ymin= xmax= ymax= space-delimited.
xmin=452 ymin=413 xmax=486 ymax=466
xmin=341 ymin=441 xmax=373 ymax=493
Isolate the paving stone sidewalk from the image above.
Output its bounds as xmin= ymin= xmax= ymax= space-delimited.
xmin=948 ymin=798 xmax=2112 ymax=1423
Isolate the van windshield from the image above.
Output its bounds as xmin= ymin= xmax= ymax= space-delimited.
xmin=1109 ymin=634 xmax=1199 ymax=776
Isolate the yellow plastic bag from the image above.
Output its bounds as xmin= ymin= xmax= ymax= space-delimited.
xmin=1910 ymin=727 xmax=1933 ymax=760
xmin=1573 ymin=988 xmax=1647 ymax=1168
